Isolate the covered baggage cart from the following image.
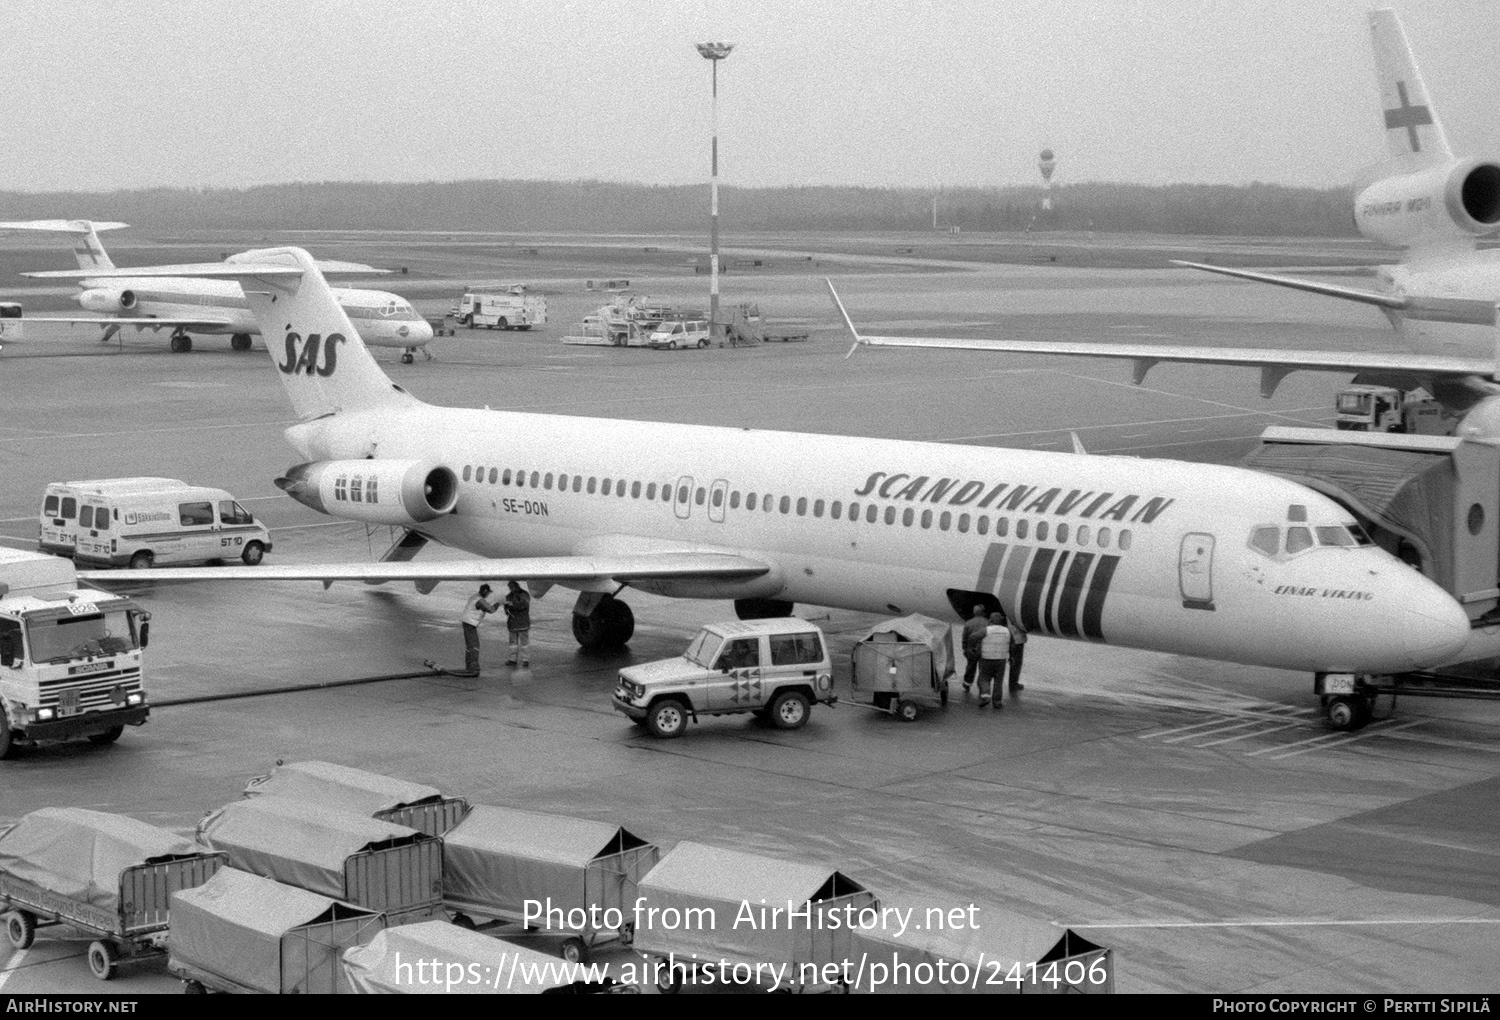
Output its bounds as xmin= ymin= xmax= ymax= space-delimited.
xmin=634 ymin=841 xmax=877 ymax=993
xmin=850 ymin=614 xmax=957 ymax=720
xmin=197 ymin=796 xmax=444 ymax=926
xmin=243 ymin=759 xmax=470 ymax=837
xmin=168 ymin=867 xmax=384 ymax=994
xmin=342 ymin=920 xmax=633 ymax=994
xmin=442 ymin=805 xmax=658 ymax=962
xmin=0 ymin=807 xmax=225 ymax=980
xmin=843 ymin=898 xmax=1113 ymax=994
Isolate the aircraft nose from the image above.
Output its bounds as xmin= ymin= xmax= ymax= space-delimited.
xmin=1401 ymin=578 xmax=1470 ymax=666
xmin=408 ymin=318 xmax=433 ymax=342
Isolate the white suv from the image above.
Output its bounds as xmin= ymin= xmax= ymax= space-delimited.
xmin=612 ymin=619 xmax=836 ymax=738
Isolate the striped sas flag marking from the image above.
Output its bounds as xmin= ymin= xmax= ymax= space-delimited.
xmin=975 ymin=542 xmax=1121 ymax=641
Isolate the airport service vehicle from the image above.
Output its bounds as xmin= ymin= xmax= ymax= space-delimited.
xmin=49 ymin=250 xmax=1477 ymax=738
xmin=38 ymin=477 xmax=186 ymax=556
xmin=723 ymin=302 xmax=811 ymax=346
xmin=849 ymin=615 xmax=955 ymax=721
xmin=1333 ymin=385 xmax=1454 ymax=434
xmin=647 ymin=317 xmax=710 ymax=350
xmin=0 ymin=548 xmax=151 ymax=758
xmin=69 ymin=482 xmax=272 ymax=570
xmin=612 ymin=619 xmax=835 ymax=738
xmin=0 ymin=303 xmax=20 ymax=347
xmin=561 ymin=294 xmax=679 ymax=347
xmin=453 ymin=286 xmax=546 ymax=331
xmin=0 ymin=808 xmax=225 ymax=980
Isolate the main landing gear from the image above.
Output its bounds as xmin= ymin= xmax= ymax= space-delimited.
xmin=169 ymin=329 xmax=192 ymax=353
xmin=572 ymin=592 xmax=634 ymax=651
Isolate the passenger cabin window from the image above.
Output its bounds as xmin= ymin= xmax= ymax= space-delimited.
xmin=769 ymin=632 xmax=824 ymax=665
xmin=220 ymin=501 xmax=254 ymax=525
xmin=179 ymin=501 xmax=214 ymax=526
xmin=463 ymin=466 xmax=472 ymax=482
xmin=715 ymin=638 xmax=760 ymax=670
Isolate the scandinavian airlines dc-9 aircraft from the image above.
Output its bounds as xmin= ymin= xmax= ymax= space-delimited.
xmin=4 ymin=219 xmax=435 ymax=362
xmin=50 ymin=250 xmax=1472 ymax=730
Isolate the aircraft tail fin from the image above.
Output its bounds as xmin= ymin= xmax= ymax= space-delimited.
xmin=0 ymin=219 xmax=124 ymax=270
xmin=225 ymin=248 xmax=418 ymax=420
xmin=1369 ymin=8 xmax=1452 ymax=161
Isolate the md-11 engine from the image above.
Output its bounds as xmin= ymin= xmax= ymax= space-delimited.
xmin=275 ymin=459 xmax=459 ymax=526
xmin=78 ymin=287 xmax=137 ymax=313
xmin=1354 ymin=157 xmax=1500 ymax=248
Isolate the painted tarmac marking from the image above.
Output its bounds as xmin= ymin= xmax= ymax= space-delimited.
xmin=1160 ymin=718 xmax=1266 ymax=743
xmin=1265 ymin=718 xmax=1427 ymax=760
xmin=0 ymin=949 xmax=28 ymax=992
xmin=1196 ymin=721 xmax=1307 ymax=747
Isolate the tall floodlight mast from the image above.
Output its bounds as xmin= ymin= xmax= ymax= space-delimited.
xmin=1038 ymin=148 xmax=1057 ymax=211
xmin=696 ymin=41 xmax=734 ymax=336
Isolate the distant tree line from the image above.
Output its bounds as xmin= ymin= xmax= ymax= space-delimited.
xmin=0 ymin=179 xmax=1355 ymax=237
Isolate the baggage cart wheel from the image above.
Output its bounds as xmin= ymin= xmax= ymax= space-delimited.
xmin=5 ymin=910 xmax=36 ymax=950
xmin=183 ymin=980 xmax=206 ymax=994
xmin=560 ymin=937 xmax=588 ymax=964
xmin=451 ymin=913 xmax=476 ymax=930
xmin=769 ymin=690 xmax=811 ymax=730
xmin=87 ymin=940 xmax=119 ymax=981
xmin=897 ymin=699 xmax=920 ymax=722
xmin=656 ymin=961 xmax=686 ymax=994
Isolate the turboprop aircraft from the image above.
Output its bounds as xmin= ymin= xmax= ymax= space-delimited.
xmin=850 ymin=9 xmax=1500 ymax=436
xmin=47 ymin=251 xmax=1474 ymax=731
xmin=3 ymin=219 xmax=435 ymax=362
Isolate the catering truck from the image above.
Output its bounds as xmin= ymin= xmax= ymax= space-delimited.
xmin=0 ymin=548 xmax=150 ymax=758
xmin=452 ymin=286 xmax=547 ymax=331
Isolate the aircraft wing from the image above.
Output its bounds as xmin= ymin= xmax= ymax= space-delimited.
xmin=1173 ymin=260 xmax=1498 ymax=325
xmin=16 ymin=316 xmax=234 ymax=328
xmin=76 ymin=551 xmax=771 ymax=587
xmin=826 ymin=279 xmax=1495 ymax=398
xmin=23 ymin=264 xmax=304 ymax=280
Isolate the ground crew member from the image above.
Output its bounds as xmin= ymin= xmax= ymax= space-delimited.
xmin=1007 ymin=618 xmax=1027 ymax=692
xmin=503 ymin=580 xmax=532 ymax=667
xmin=975 ymin=612 xmax=1010 ymax=708
xmin=460 ymin=584 xmax=497 ymax=676
xmin=961 ymin=604 xmax=988 ymax=693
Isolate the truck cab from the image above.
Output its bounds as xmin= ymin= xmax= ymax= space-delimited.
xmin=0 ymin=549 xmax=150 ymax=759
xmin=612 ymin=619 xmax=835 ymax=737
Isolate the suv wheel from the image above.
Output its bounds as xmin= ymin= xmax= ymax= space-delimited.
xmin=769 ymin=690 xmax=811 ymax=730
xmin=647 ymin=698 xmax=689 ymax=738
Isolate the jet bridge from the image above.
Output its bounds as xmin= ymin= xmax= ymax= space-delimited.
xmin=1245 ymin=426 xmax=1500 ymax=726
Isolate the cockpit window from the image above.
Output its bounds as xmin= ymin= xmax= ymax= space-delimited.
xmin=1249 ymin=527 xmax=1280 ymax=557
xmin=1288 ymin=504 xmax=1307 ymax=523
xmin=1315 ymin=526 xmax=1353 ymax=547
xmin=1285 ymin=527 xmax=1313 ymax=554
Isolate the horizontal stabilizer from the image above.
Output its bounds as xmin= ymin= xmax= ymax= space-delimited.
xmin=0 ymin=220 xmax=128 ymax=234
xmin=77 ymin=551 xmax=772 ymax=587
xmin=312 ymin=260 xmax=390 ymax=275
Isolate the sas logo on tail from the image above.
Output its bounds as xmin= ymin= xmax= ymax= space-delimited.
xmin=278 ymin=332 xmax=345 ymax=376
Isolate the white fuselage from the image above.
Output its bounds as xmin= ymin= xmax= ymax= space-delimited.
xmin=1379 ymin=251 xmax=1500 ymax=356
xmin=75 ymin=276 xmax=432 ymax=350
xmin=285 ymin=404 xmax=1472 ymax=677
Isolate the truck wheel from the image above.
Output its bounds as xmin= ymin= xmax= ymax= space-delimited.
xmin=87 ymin=940 xmax=118 ymax=981
xmin=560 ymin=937 xmax=587 ymax=964
xmin=697 ymin=337 xmax=709 ymax=349
xmin=647 ymin=699 xmax=689 ymax=739
xmin=5 ymin=911 xmax=36 ymax=950
xmin=241 ymin=541 xmax=266 ymax=566
xmin=128 ymin=551 xmax=154 ymax=570
xmin=769 ymin=690 xmax=811 ymax=730
xmin=498 ymin=317 xmax=509 ymax=330
xmin=88 ymin=726 xmax=124 ymax=745
xmin=462 ymin=314 xmax=473 ymax=328
xmin=897 ymin=699 xmax=920 ymax=722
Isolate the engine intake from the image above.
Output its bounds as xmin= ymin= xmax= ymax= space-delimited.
xmin=275 ymin=459 xmax=458 ymax=526
xmin=1355 ymin=158 xmax=1500 ymax=247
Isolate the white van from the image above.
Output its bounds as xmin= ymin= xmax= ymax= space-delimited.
xmin=647 ymin=318 xmax=710 ymax=349
xmin=67 ymin=483 xmax=273 ymax=569
xmin=39 ymin=478 xmax=187 ymax=556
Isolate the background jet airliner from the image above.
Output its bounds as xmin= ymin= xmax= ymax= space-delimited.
xmin=3 ymin=219 xmax=436 ymax=362
xmin=46 ymin=251 xmax=1474 ymax=731
xmin=850 ymin=9 xmax=1500 ymax=437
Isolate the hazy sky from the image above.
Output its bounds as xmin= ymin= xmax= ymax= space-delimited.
xmin=5 ymin=0 xmax=1496 ymax=193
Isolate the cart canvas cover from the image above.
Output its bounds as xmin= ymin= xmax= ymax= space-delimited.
xmin=843 ymin=897 xmax=1113 ymax=994
xmin=0 ymin=808 xmax=200 ymax=911
xmin=243 ymin=760 xmax=446 ymax=816
xmin=343 ymin=920 xmax=567 ymax=994
xmin=169 ymin=867 xmax=383 ymax=994
xmin=634 ymin=841 xmax=876 ymax=965
xmin=197 ymin=796 xmax=425 ymax=899
xmin=443 ymin=805 xmax=658 ymax=916
xmin=858 ymin=615 xmax=956 ymax=679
